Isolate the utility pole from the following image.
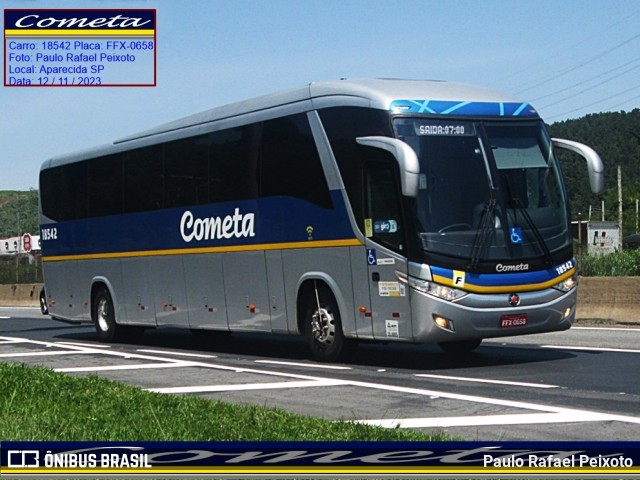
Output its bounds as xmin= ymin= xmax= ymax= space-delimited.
xmin=618 ymin=165 xmax=622 ymax=250
xmin=578 ymin=212 xmax=582 ymax=260
xmin=618 ymin=165 xmax=623 ymax=250
xmin=15 ymin=211 xmax=20 ymax=284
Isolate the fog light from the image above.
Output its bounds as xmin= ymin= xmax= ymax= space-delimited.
xmin=562 ymin=306 xmax=573 ymax=320
xmin=433 ymin=315 xmax=455 ymax=332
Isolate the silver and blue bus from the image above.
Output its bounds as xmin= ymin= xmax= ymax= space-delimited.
xmin=39 ymin=78 xmax=604 ymax=361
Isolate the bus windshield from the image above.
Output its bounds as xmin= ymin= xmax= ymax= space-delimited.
xmin=394 ymin=118 xmax=570 ymax=266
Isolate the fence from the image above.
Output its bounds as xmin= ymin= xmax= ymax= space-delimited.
xmin=0 ymin=254 xmax=42 ymax=284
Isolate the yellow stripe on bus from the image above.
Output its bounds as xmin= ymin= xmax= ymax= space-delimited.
xmin=432 ymin=268 xmax=576 ymax=294
xmin=41 ymin=238 xmax=363 ymax=262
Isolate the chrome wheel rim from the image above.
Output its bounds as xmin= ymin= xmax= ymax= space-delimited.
xmin=311 ymin=307 xmax=335 ymax=345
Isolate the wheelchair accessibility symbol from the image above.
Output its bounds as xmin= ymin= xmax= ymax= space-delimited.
xmin=510 ymin=227 xmax=524 ymax=245
xmin=367 ymin=249 xmax=377 ymax=265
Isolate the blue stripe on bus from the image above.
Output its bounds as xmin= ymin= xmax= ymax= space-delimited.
xmin=389 ymin=100 xmax=539 ymax=117
xmin=40 ymin=191 xmax=357 ymax=259
xmin=430 ymin=263 xmax=574 ymax=292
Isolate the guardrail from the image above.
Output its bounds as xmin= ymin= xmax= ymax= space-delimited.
xmin=0 ymin=283 xmax=41 ymax=307
xmin=0 ymin=279 xmax=638 ymax=324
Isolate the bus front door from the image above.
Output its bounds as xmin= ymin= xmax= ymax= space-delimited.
xmin=366 ymin=245 xmax=410 ymax=341
xmin=364 ymin=162 xmax=411 ymax=341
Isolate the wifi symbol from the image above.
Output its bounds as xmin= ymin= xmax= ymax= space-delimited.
xmin=306 ymin=226 xmax=314 ymax=238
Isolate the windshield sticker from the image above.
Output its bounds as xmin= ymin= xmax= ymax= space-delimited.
xmin=510 ymin=227 xmax=524 ymax=245
xmin=364 ymin=218 xmax=373 ymax=238
xmin=374 ymin=220 xmax=398 ymax=234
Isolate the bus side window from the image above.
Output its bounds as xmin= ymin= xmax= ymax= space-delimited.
xmin=163 ymin=135 xmax=209 ymax=209
xmin=209 ymin=125 xmax=260 ymax=203
xmin=88 ymin=154 xmax=123 ymax=217
xmin=123 ymin=145 xmax=164 ymax=213
xmin=364 ymin=161 xmax=404 ymax=252
xmin=40 ymin=161 xmax=88 ymax=221
xmin=259 ymin=114 xmax=332 ymax=209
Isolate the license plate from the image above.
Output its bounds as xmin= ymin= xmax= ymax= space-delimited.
xmin=500 ymin=313 xmax=528 ymax=328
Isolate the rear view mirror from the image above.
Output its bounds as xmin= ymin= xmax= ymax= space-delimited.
xmin=356 ymin=136 xmax=419 ymax=197
xmin=552 ymin=138 xmax=604 ymax=195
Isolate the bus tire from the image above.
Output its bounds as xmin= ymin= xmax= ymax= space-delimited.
xmin=304 ymin=284 xmax=352 ymax=362
xmin=437 ymin=338 xmax=482 ymax=354
xmin=92 ymin=287 xmax=120 ymax=342
xmin=39 ymin=287 xmax=48 ymax=315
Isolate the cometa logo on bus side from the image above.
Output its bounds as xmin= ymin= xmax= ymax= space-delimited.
xmin=180 ymin=208 xmax=255 ymax=242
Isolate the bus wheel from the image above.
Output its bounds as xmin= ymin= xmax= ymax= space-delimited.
xmin=437 ymin=338 xmax=482 ymax=354
xmin=304 ymin=284 xmax=352 ymax=362
xmin=93 ymin=287 xmax=120 ymax=342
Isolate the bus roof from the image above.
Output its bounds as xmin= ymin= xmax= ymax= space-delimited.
xmin=116 ymin=78 xmax=535 ymax=143
xmin=42 ymin=78 xmax=536 ymax=169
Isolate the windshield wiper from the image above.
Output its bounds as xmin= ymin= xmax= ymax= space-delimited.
xmin=468 ymin=196 xmax=497 ymax=272
xmin=510 ymin=198 xmax=554 ymax=268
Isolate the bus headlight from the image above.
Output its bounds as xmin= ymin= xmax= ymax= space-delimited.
xmin=553 ymin=274 xmax=577 ymax=292
xmin=408 ymin=276 xmax=467 ymax=301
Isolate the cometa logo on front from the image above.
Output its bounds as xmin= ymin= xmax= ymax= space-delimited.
xmin=180 ymin=208 xmax=255 ymax=243
xmin=496 ymin=263 xmax=530 ymax=272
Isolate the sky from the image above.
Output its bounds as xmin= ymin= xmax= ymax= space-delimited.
xmin=1 ymin=0 xmax=639 ymax=191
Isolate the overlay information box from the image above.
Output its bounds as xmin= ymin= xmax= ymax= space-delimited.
xmin=3 ymin=441 xmax=640 ymax=478
xmin=4 ymin=9 xmax=156 ymax=86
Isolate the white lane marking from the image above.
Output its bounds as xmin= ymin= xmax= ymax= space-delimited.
xmin=55 ymin=362 xmax=200 ymax=373
xmin=541 ymin=345 xmax=640 ymax=354
xmin=0 ymin=336 xmax=337 ymax=382
xmin=3 ymin=335 xmax=640 ymax=429
xmin=0 ymin=316 xmax=10 ymax=319
xmin=357 ymin=411 xmax=619 ymax=429
xmin=345 ymin=379 xmax=640 ymax=425
xmin=137 ymin=349 xmax=217 ymax=359
xmin=0 ymin=350 xmax=93 ymax=358
xmin=255 ymin=360 xmax=351 ymax=370
xmin=56 ymin=342 xmax=112 ymax=348
xmin=0 ymin=339 xmax=27 ymax=344
xmin=574 ymin=326 xmax=640 ymax=332
xmin=414 ymin=374 xmax=558 ymax=389
xmin=148 ymin=379 xmax=350 ymax=394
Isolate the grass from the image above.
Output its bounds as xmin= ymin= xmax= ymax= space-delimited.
xmin=578 ymin=249 xmax=640 ymax=276
xmin=0 ymin=362 xmax=450 ymax=442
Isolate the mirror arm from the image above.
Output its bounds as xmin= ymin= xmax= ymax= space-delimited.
xmin=552 ymin=138 xmax=604 ymax=195
xmin=356 ymin=136 xmax=420 ymax=197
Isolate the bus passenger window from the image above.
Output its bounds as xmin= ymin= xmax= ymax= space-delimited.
xmin=260 ymin=114 xmax=332 ymax=209
xmin=208 ymin=126 xmax=260 ymax=203
xmin=123 ymin=145 xmax=163 ymax=213
xmin=164 ymin=135 xmax=209 ymax=208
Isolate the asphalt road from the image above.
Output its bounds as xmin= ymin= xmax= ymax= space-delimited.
xmin=1 ymin=307 xmax=639 ymax=441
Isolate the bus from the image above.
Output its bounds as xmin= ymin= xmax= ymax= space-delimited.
xmin=39 ymin=78 xmax=604 ymax=362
